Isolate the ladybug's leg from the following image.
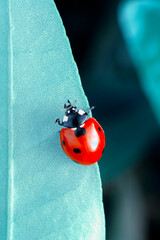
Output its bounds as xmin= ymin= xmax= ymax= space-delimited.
xmin=55 ymin=118 xmax=63 ymax=126
xmin=87 ymin=106 xmax=95 ymax=113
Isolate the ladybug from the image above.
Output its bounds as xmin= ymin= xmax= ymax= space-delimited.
xmin=55 ymin=100 xmax=105 ymax=165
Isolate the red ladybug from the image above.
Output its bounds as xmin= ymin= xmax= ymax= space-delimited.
xmin=55 ymin=100 xmax=105 ymax=165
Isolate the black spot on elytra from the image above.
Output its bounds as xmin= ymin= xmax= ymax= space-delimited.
xmin=73 ymin=148 xmax=81 ymax=154
xmin=98 ymin=127 xmax=101 ymax=132
xmin=74 ymin=127 xmax=86 ymax=137
xmin=62 ymin=140 xmax=65 ymax=146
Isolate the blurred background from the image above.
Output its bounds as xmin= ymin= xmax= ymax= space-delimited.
xmin=54 ymin=0 xmax=160 ymax=239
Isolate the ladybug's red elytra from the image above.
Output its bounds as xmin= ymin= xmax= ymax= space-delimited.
xmin=55 ymin=100 xmax=105 ymax=165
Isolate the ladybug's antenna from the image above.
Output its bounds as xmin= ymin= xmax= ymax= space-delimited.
xmin=73 ymin=100 xmax=77 ymax=106
xmin=60 ymin=100 xmax=77 ymax=111
xmin=67 ymin=100 xmax=77 ymax=109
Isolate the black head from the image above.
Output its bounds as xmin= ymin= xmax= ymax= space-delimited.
xmin=64 ymin=100 xmax=79 ymax=116
xmin=55 ymin=100 xmax=89 ymax=128
xmin=62 ymin=100 xmax=88 ymax=128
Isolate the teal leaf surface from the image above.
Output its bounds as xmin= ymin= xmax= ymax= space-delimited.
xmin=118 ymin=0 xmax=160 ymax=125
xmin=0 ymin=0 xmax=105 ymax=239
xmin=0 ymin=1 xmax=8 ymax=238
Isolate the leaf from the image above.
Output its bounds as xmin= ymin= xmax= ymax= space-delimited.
xmin=0 ymin=0 xmax=105 ymax=239
xmin=118 ymin=0 xmax=160 ymax=125
xmin=0 ymin=2 xmax=8 ymax=238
